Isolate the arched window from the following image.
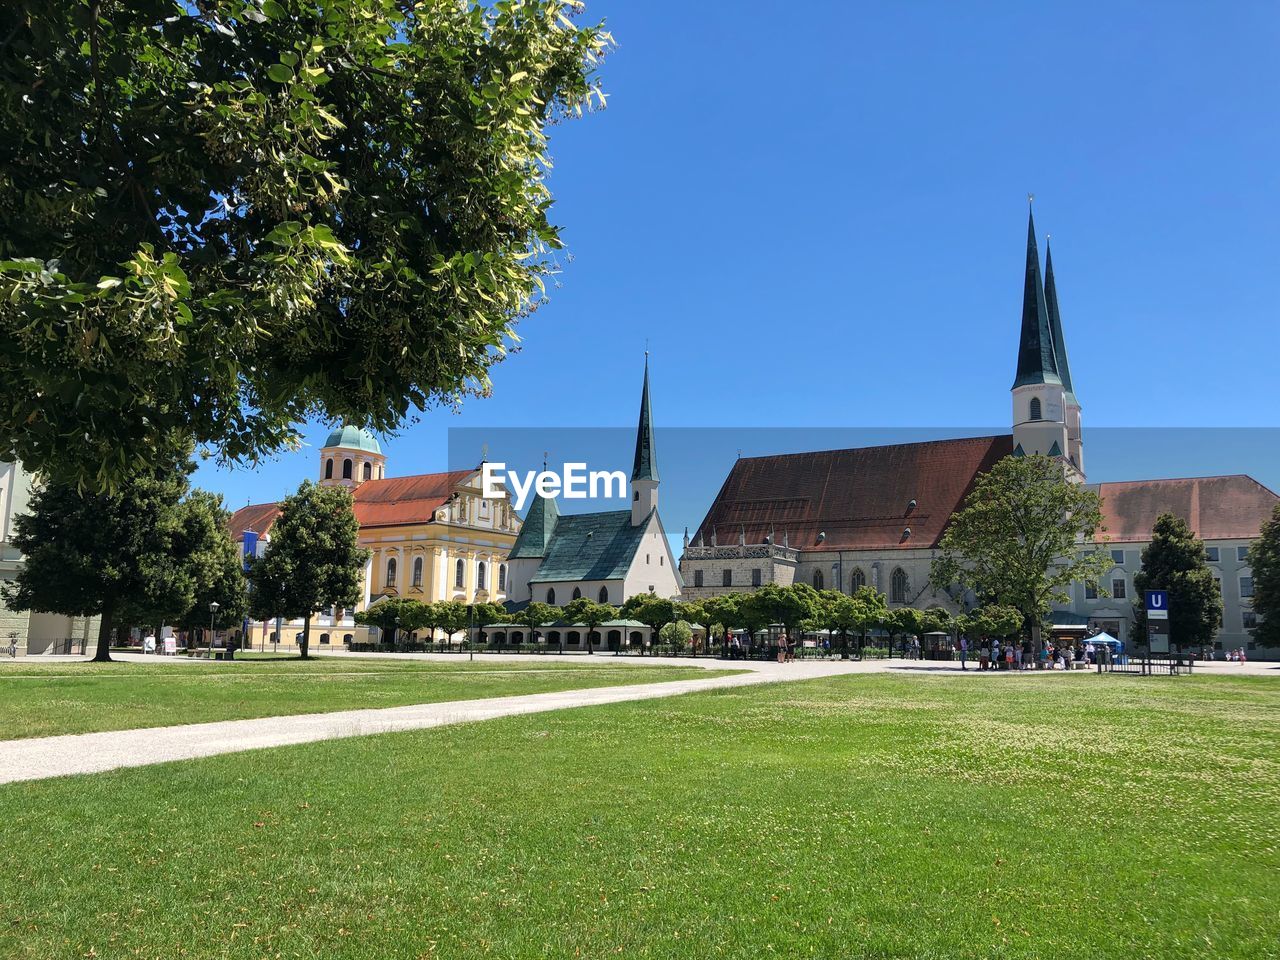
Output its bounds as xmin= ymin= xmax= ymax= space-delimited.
xmin=572 ymin=587 xmax=582 ymax=601
xmin=386 ymin=557 xmax=397 ymax=588
xmin=499 ymin=564 xmax=507 ymax=591
xmin=411 ymin=557 xmax=423 ymax=588
xmin=891 ymin=568 xmax=908 ymax=604
xmin=455 ymin=558 xmax=465 ymax=589
xmin=546 ymin=587 xmax=556 ymax=605
xmin=477 ymin=562 xmax=487 ymax=590
xmin=850 ymin=568 xmax=866 ymax=591
xmin=324 ymin=458 xmax=334 ymax=480
xmin=813 ymin=570 xmax=824 ymax=589
xmin=598 ymin=585 xmax=609 ymax=603
xmin=1029 ymin=397 xmax=1042 ymax=421
xmin=362 ymin=461 xmax=372 ymax=480
xmin=342 ymin=458 xmax=353 ymax=479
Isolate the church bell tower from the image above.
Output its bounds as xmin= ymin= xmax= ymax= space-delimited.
xmin=631 ymin=355 xmax=659 ymax=527
xmin=1011 ymin=202 xmax=1084 ymax=482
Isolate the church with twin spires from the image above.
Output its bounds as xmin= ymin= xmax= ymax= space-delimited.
xmin=679 ymin=207 xmax=1276 ymax=654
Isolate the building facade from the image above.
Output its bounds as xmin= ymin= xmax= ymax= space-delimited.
xmin=229 ymin=429 xmax=522 ymax=649
xmin=1 ymin=460 xmax=98 ymax=655
xmin=680 ymin=209 xmax=1275 ymax=656
xmin=502 ymin=358 xmax=683 ymax=649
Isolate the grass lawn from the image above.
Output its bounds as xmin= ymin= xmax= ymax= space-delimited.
xmin=0 ymin=656 xmax=734 ymax=740
xmin=2 ymin=672 xmax=1277 ymax=959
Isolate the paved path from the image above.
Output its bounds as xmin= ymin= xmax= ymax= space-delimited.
xmin=0 ymin=659 xmax=854 ymax=785
xmin=2 ymin=653 xmax=1275 ymax=786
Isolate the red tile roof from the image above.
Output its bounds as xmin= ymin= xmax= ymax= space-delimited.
xmin=226 ymin=469 xmax=475 ymax=538
xmin=228 ymin=502 xmax=281 ymax=540
xmin=352 ymin=469 xmax=474 ymax=528
xmin=1095 ymin=476 xmax=1279 ymax=543
xmin=691 ymin=435 xmax=1014 ymax=552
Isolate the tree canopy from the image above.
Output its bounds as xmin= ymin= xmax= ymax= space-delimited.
xmin=1133 ymin=513 xmax=1223 ymax=651
xmin=247 ymin=481 xmax=367 ymax=658
xmin=1248 ymin=504 xmax=1280 ymax=648
xmin=0 ymin=0 xmax=611 ymax=490
xmin=931 ymin=454 xmax=1112 ymax=646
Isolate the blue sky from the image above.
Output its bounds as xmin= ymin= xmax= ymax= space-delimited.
xmin=197 ymin=0 xmax=1280 ymax=525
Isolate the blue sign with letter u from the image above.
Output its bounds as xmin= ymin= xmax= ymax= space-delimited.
xmin=1145 ymin=590 xmax=1168 ymax=612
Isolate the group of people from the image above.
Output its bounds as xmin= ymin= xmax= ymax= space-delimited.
xmin=725 ymin=634 xmax=798 ymax=663
xmin=957 ymin=636 xmax=1099 ymax=671
xmin=1225 ymin=648 xmax=1249 ymax=663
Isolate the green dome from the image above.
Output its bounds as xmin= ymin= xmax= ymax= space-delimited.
xmin=322 ymin=425 xmax=383 ymax=455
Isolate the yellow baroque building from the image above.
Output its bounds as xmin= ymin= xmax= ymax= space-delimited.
xmin=228 ymin=427 xmax=521 ymax=650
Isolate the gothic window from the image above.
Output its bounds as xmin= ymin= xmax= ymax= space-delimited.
xmin=850 ymin=568 xmax=866 ymax=591
xmin=411 ymin=557 xmax=423 ymax=588
xmin=324 ymin=458 xmax=334 ymax=480
xmin=599 ymin=586 xmax=609 ymax=603
xmin=455 ymin=558 xmax=465 ymax=589
xmin=1029 ymin=398 xmax=1042 ymax=421
xmin=890 ymin=568 xmax=908 ymax=604
xmin=386 ymin=557 xmax=397 ymax=588
xmin=499 ymin=564 xmax=507 ymax=591
xmin=572 ymin=587 xmax=582 ymax=601
xmin=547 ymin=587 xmax=556 ymax=605
xmin=342 ymin=458 xmax=353 ymax=480
xmin=363 ymin=462 xmax=372 ymax=480
xmin=477 ymin=562 xmax=487 ymax=590
xmin=813 ymin=570 xmax=824 ymax=589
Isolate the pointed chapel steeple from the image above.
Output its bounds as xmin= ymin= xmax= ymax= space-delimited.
xmin=630 ymin=355 xmax=660 ymax=527
xmin=631 ymin=354 xmax=659 ymax=483
xmin=1012 ymin=206 xmax=1061 ymax=390
xmin=1043 ymin=241 xmax=1076 ymax=405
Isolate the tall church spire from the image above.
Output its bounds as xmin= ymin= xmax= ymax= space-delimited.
xmin=630 ymin=355 xmax=660 ymax=526
xmin=631 ymin=354 xmax=659 ymax=483
xmin=1043 ymin=240 xmax=1076 ymax=405
xmin=1012 ymin=205 xmax=1061 ymax=390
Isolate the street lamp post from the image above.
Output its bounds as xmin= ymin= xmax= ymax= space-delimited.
xmin=394 ymin=616 xmax=402 ymax=652
xmin=208 ymin=601 xmax=220 ymax=659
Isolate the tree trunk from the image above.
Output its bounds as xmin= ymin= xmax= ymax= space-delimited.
xmin=300 ymin=612 xmax=311 ymax=660
xmin=94 ymin=606 xmax=114 ymax=662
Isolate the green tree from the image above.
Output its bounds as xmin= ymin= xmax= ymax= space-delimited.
xmin=931 ymin=454 xmax=1112 ymax=652
xmin=1133 ymin=514 xmax=1223 ymax=652
xmin=1249 ymin=504 xmax=1280 ymax=648
xmin=960 ymin=605 xmax=1024 ymax=641
xmin=469 ymin=601 xmax=509 ymax=648
xmin=562 ymin=597 xmax=617 ymax=655
xmin=247 ymin=481 xmax=368 ymax=659
xmin=2 ymin=462 xmax=191 ymax=661
xmin=747 ymin=583 xmax=819 ymax=643
xmin=435 ymin=600 xmax=471 ymax=650
xmin=516 ymin=601 xmax=557 ymax=646
xmin=658 ymin=619 xmax=693 ymax=654
xmin=354 ymin=597 xmax=426 ymax=649
xmin=0 ymin=0 xmax=611 ymax=491
xmin=619 ymin=595 xmax=676 ymax=653
xmin=702 ymin=593 xmax=743 ymax=656
xmin=172 ymin=490 xmax=249 ymax=656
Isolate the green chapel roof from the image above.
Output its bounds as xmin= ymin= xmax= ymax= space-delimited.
xmin=528 ymin=510 xmax=649 ymax=583
xmin=509 ymin=492 xmax=560 ymax=559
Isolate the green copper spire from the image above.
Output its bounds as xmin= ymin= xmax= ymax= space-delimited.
xmin=1012 ymin=206 xmax=1061 ymax=390
xmin=631 ymin=355 xmax=659 ymax=482
xmin=1043 ymin=241 xmax=1077 ymax=406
